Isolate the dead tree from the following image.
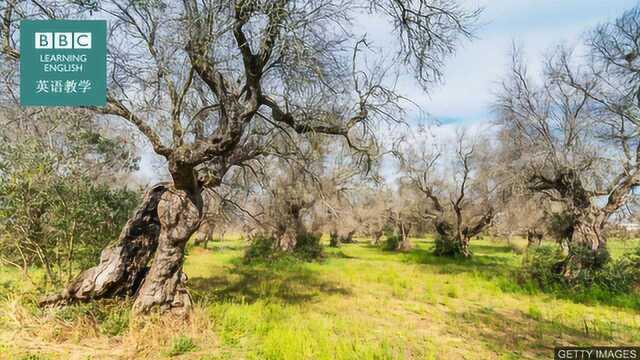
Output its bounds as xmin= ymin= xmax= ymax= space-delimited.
xmin=2 ymin=0 xmax=478 ymax=313
xmin=402 ymin=130 xmax=496 ymax=258
xmin=496 ymin=9 xmax=640 ymax=276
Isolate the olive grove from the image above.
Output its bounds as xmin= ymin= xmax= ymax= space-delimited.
xmin=1 ymin=0 xmax=478 ymax=313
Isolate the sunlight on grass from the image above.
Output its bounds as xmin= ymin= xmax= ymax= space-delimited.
xmin=1 ymin=236 xmax=639 ymax=359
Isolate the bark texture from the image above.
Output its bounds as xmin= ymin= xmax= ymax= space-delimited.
xmin=40 ymin=183 xmax=202 ymax=315
xmin=39 ymin=184 xmax=167 ymax=307
xmin=274 ymin=200 xmax=312 ymax=251
xmin=133 ymin=188 xmax=201 ymax=314
xmin=433 ymin=209 xmax=493 ymax=258
xmin=554 ymin=211 xmax=610 ymax=280
xmin=340 ymin=230 xmax=356 ymax=244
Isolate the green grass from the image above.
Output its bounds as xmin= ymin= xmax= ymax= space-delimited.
xmin=165 ymin=336 xmax=197 ymax=357
xmin=1 ymin=236 xmax=640 ymax=359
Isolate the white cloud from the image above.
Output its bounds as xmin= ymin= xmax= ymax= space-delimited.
xmin=357 ymin=0 xmax=638 ymax=123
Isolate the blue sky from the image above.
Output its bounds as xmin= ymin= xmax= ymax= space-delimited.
xmin=134 ymin=0 xmax=640 ymax=184
xmin=371 ymin=0 xmax=640 ymax=126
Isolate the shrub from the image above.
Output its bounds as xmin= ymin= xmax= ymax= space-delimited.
xmin=243 ymin=234 xmax=278 ymax=262
xmin=433 ymin=234 xmax=468 ymax=257
xmin=0 ymin=139 xmax=139 ymax=286
xmin=244 ymin=233 xmax=324 ymax=262
xmin=519 ymin=245 xmax=564 ymax=290
xmin=594 ymin=247 xmax=640 ymax=293
xmin=294 ymin=233 xmax=324 ymax=261
xmin=545 ymin=211 xmax=574 ymax=247
xmin=520 ymin=244 xmax=640 ymax=294
xmin=382 ymin=235 xmax=401 ymax=251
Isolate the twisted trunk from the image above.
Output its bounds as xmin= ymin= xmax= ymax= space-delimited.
xmin=40 ymin=177 xmax=204 ymax=314
xmin=571 ymin=210 xmax=606 ymax=252
xmin=433 ymin=209 xmax=493 ymax=258
xmin=457 ymin=234 xmax=472 ymax=258
xmin=275 ymin=201 xmax=309 ymax=251
xmin=39 ymin=184 xmax=167 ymax=307
xmin=555 ymin=209 xmax=609 ymax=280
xmin=340 ymin=230 xmax=356 ymax=244
xmin=277 ymin=227 xmax=298 ymax=252
xmin=133 ymin=187 xmax=201 ymax=314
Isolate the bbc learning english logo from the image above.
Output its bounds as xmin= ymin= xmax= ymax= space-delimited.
xmin=35 ymin=32 xmax=93 ymax=49
xmin=20 ymin=20 xmax=106 ymax=106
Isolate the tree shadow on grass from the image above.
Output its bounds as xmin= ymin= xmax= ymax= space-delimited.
xmin=325 ymin=249 xmax=358 ymax=259
xmin=189 ymin=258 xmax=351 ymax=305
xmin=449 ymin=305 xmax=626 ymax=358
xmin=387 ymin=246 xmax=517 ymax=279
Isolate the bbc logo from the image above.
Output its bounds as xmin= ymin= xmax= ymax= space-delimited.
xmin=34 ymin=32 xmax=92 ymax=49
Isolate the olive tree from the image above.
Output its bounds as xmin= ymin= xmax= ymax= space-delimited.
xmin=495 ymin=6 xmax=640 ymax=276
xmin=2 ymin=0 xmax=478 ymax=313
xmin=401 ymin=129 xmax=496 ymax=257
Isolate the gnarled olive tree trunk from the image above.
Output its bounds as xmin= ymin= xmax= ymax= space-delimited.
xmin=40 ymin=183 xmax=203 ymax=314
xmin=433 ymin=209 xmax=493 ymax=258
xmin=554 ymin=208 xmax=610 ymax=280
xmin=133 ymin=187 xmax=201 ymax=313
xmin=434 ymin=219 xmax=469 ymax=257
xmin=340 ymin=230 xmax=356 ymax=244
xmin=274 ymin=199 xmax=313 ymax=252
xmin=571 ymin=210 xmax=607 ymax=252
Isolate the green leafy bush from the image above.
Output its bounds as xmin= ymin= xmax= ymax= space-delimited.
xmin=594 ymin=247 xmax=640 ymax=293
xmin=546 ymin=211 xmax=575 ymax=243
xmin=433 ymin=233 xmax=469 ymax=257
xmin=244 ymin=234 xmax=280 ymax=262
xmin=0 ymin=140 xmax=139 ymax=285
xmin=520 ymin=245 xmax=564 ymax=289
xmin=244 ymin=233 xmax=324 ymax=262
xmin=294 ymin=233 xmax=324 ymax=261
xmin=520 ymin=244 xmax=640 ymax=294
xmin=382 ymin=235 xmax=401 ymax=251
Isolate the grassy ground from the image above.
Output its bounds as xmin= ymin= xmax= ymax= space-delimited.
xmin=1 ymin=236 xmax=639 ymax=359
